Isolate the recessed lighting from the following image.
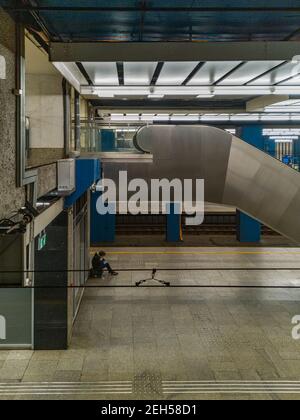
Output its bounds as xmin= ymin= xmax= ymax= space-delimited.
xmin=148 ymin=94 xmax=165 ymax=99
xmin=292 ymin=55 xmax=300 ymax=64
xmin=197 ymin=94 xmax=215 ymax=98
xmin=97 ymin=93 xmax=115 ymax=98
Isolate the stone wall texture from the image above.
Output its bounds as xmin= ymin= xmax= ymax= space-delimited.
xmin=0 ymin=8 xmax=25 ymax=220
xmin=37 ymin=163 xmax=57 ymax=198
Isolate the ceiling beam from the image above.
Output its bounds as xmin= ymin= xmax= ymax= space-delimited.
xmin=245 ymin=61 xmax=288 ymax=85
xmin=116 ymin=62 xmax=124 ymax=86
xmin=150 ymin=62 xmax=164 ymax=86
xmin=246 ymin=95 xmax=290 ymax=112
xmin=7 ymin=6 xmax=300 ymax=13
xmin=182 ymin=62 xmax=204 ymax=86
xmin=76 ymin=63 xmax=93 ymax=86
xmin=50 ymin=42 xmax=300 ymax=62
xmin=213 ymin=62 xmax=245 ymax=85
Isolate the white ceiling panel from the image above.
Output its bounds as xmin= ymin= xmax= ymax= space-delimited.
xmin=187 ymin=61 xmax=241 ymax=85
xmin=249 ymin=62 xmax=300 ymax=86
xmin=218 ymin=61 xmax=284 ymax=86
xmin=84 ymin=62 xmax=119 ymax=85
xmin=157 ymin=62 xmax=199 ymax=86
xmin=279 ymin=72 xmax=300 ymax=85
xmin=124 ymin=62 xmax=157 ymax=85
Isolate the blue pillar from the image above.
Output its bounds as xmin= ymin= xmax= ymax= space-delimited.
xmin=91 ymin=192 xmax=116 ymax=243
xmin=237 ymin=126 xmax=263 ymax=243
xmin=166 ymin=203 xmax=182 ymax=242
xmin=237 ymin=211 xmax=261 ymax=243
xmin=101 ymin=130 xmax=116 ymax=152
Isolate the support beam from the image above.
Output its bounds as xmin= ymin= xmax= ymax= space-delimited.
xmin=7 ymin=6 xmax=300 ymax=13
xmin=246 ymin=95 xmax=290 ymax=112
xmin=49 ymin=42 xmax=300 ymax=63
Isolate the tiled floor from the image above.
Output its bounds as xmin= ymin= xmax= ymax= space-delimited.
xmin=1 ymin=247 xmax=300 ymax=400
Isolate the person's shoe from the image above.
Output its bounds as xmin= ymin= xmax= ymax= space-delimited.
xmin=111 ymin=271 xmax=119 ymax=276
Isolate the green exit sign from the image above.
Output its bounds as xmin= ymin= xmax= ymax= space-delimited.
xmin=38 ymin=231 xmax=47 ymax=251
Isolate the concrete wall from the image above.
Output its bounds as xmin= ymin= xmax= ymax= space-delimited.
xmin=25 ymin=37 xmax=64 ymax=167
xmin=37 ymin=163 xmax=57 ymax=198
xmin=26 ymin=73 xmax=64 ymax=166
xmin=0 ymin=9 xmax=25 ymax=219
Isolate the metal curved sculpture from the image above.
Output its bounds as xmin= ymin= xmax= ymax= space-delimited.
xmin=105 ymin=125 xmax=300 ymax=243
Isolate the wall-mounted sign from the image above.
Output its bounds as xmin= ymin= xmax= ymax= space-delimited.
xmin=38 ymin=230 xmax=47 ymax=251
xmin=0 ymin=55 xmax=6 ymax=80
xmin=263 ymin=128 xmax=300 ymax=143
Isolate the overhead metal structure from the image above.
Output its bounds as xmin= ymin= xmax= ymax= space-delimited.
xmin=3 ymin=1 xmax=300 ymax=42
xmin=3 ymin=1 xmax=300 ymax=110
xmin=49 ymin=42 xmax=300 ymax=63
xmin=72 ymin=60 xmax=300 ymax=109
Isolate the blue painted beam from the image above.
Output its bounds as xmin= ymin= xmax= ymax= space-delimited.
xmin=64 ymin=158 xmax=101 ymax=208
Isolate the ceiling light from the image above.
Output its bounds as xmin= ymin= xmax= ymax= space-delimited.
xmin=292 ymin=55 xmax=300 ymax=64
xmin=197 ymin=94 xmax=215 ymax=98
xmin=98 ymin=93 xmax=115 ymax=98
xmin=148 ymin=94 xmax=165 ymax=99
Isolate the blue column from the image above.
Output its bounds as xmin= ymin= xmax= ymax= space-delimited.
xmin=91 ymin=192 xmax=116 ymax=243
xmin=101 ymin=130 xmax=116 ymax=152
xmin=237 ymin=126 xmax=263 ymax=243
xmin=166 ymin=203 xmax=182 ymax=242
xmin=237 ymin=210 xmax=261 ymax=243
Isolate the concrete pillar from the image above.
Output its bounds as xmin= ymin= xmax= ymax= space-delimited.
xmin=237 ymin=126 xmax=263 ymax=243
xmin=0 ymin=9 xmax=25 ymax=219
xmin=90 ymin=192 xmax=116 ymax=243
xmin=166 ymin=203 xmax=182 ymax=243
xmin=34 ymin=212 xmax=68 ymax=350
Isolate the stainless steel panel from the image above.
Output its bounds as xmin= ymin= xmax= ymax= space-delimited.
xmin=224 ymin=136 xmax=300 ymax=241
xmin=104 ymin=125 xmax=300 ymax=242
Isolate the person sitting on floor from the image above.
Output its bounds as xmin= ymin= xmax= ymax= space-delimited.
xmin=98 ymin=251 xmax=118 ymax=276
xmin=91 ymin=252 xmax=103 ymax=277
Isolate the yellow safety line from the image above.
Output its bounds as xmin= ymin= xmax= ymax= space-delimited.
xmin=90 ymin=249 xmax=300 ymax=256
